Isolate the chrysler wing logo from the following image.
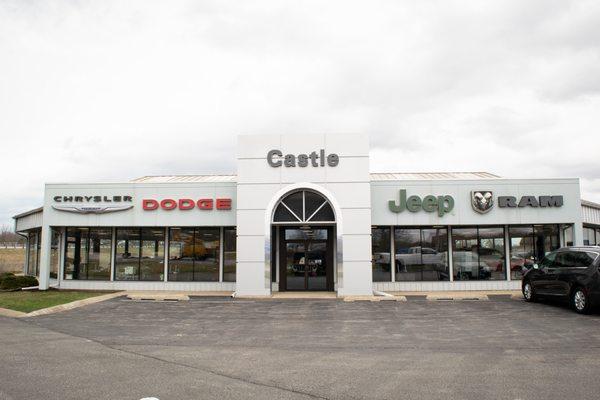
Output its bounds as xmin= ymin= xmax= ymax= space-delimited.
xmin=471 ymin=191 xmax=494 ymax=214
xmin=52 ymin=205 xmax=133 ymax=214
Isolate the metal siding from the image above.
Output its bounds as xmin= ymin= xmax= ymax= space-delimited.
xmin=15 ymin=211 xmax=43 ymax=232
xmin=582 ymin=203 xmax=600 ymax=226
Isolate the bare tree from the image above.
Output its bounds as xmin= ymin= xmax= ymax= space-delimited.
xmin=0 ymin=224 xmax=25 ymax=247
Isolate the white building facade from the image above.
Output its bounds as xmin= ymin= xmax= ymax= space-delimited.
xmin=14 ymin=134 xmax=586 ymax=296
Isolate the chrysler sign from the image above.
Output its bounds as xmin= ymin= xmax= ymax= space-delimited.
xmin=52 ymin=195 xmax=134 ymax=214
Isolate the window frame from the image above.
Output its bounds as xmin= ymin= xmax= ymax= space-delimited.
xmin=272 ymin=190 xmax=335 ymax=224
xmin=63 ymin=227 xmax=112 ymax=281
xmin=451 ymin=226 xmax=506 ymax=281
xmin=394 ymin=226 xmax=450 ymax=282
xmin=167 ymin=227 xmax=221 ymax=282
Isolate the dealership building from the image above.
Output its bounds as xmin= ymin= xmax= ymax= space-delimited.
xmin=13 ymin=134 xmax=596 ymax=296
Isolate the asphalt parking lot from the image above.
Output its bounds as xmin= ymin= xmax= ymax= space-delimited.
xmin=1 ymin=296 xmax=600 ymax=400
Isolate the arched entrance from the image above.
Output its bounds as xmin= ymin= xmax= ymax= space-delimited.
xmin=272 ymin=190 xmax=336 ymax=291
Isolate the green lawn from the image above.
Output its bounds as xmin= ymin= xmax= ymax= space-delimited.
xmin=0 ymin=290 xmax=110 ymax=313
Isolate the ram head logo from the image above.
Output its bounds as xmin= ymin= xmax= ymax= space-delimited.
xmin=471 ymin=191 xmax=494 ymax=214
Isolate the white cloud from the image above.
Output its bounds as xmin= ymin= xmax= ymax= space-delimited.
xmin=1 ymin=0 xmax=599 ymax=225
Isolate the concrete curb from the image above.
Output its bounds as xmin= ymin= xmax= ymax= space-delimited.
xmin=344 ymin=295 xmax=407 ymax=302
xmin=0 ymin=307 xmax=26 ymax=318
xmin=426 ymin=294 xmax=489 ymax=301
xmin=127 ymin=293 xmax=190 ymax=301
xmin=20 ymin=291 xmax=127 ymax=318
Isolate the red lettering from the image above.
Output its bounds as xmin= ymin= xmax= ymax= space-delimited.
xmin=216 ymin=198 xmax=231 ymax=210
xmin=142 ymin=198 xmax=231 ymax=211
xmin=197 ymin=199 xmax=213 ymax=210
xmin=142 ymin=199 xmax=159 ymax=211
xmin=178 ymin=199 xmax=195 ymax=210
xmin=160 ymin=199 xmax=177 ymax=210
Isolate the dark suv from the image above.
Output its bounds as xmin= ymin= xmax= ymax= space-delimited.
xmin=522 ymin=247 xmax=600 ymax=314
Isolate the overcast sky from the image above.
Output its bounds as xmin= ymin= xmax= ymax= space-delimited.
xmin=1 ymin=0 xmax=600 ymax=227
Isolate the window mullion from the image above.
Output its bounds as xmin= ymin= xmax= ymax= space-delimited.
xmin=138 ymin=228 xmax=142 ymax=281
xmin=306 ymin=201 xmax=327 ymax=222
xmin=281 ymin=201 xmax=302 ymax=222
xmin=192 ymin=228 xmax=196 ymax=281
xmin=302 ymin=191 xmax=306 ymax=222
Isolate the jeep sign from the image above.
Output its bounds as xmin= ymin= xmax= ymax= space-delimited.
xmin=389 ymin=189 xmax=454 ymax=217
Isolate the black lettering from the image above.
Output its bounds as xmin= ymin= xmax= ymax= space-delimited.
xmin=327 ymin=153 xmax=339 ymax=167
xmin=53 ymin=196 xmax=62 ymax=202
xmin=498 ymin=196 xmax=517 ymax=207
xmin=113 ymin=196 xmax=121 ymax=202
xmin=74 ymin=196 xmax=83 ymax=202
xmin=123 ymin=196 xmax=132 ymax=202
xmin=85 ymin=196 xmax=93 ymax=201
xmin=103 ymin=196 xmax=112 ymax=202
xmin=309 ymin=151 xmax=318 ymax=167
xmin=320 ymin=149 xmax=325 ymax=166
xmin=94 ymin=196 xmax=101 ymax=202
xmin=63 ymin=196 xmax=73 ymax=202
xmin=298 ymin=154 xmax=308 ymax=167
xmin=284 ymin=154 xmax=296 ymax=167
xmin=267 ymin=149 xmax=282 ymax=167
xmin=539 ymin=196 xmax=563 ymax=207
xmin=518 ymin=196 xmax=539 ymax=207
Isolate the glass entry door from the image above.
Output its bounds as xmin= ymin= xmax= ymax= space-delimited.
xmin=280 ymin=226 xmax=333 ymax=291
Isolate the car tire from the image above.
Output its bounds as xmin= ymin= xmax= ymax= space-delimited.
xmin=522 ymin=281 xmax=536 ymax=302
xmin=571 ymin=287 xmax=592 ymax=314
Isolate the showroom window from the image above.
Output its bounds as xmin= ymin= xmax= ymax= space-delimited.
xmin=168 ymin=227 xmax=220 ymax=281
xmin=223 ymin=227 xmax=237 ymax=282
xmin=509 ymin=224 xmax=560 ymax=280
xmin=50 ymin=228 xmax=60 ymax=279
xmin=395 ymin=227 xmax=449 ymax=281
xmin=64 ymin=227 xmax=112 ymax=280
xmin=372 ymin=227 xmax=391 ymax=282
xmin=583 ymin=226 xmax=598 ymax=246
xmin=27 ymin=230 xmax=41 ymax=276
xmin=452 ymin=226 xmax=505 ymax=281
xmin=115 ymin=228 xmax=165 ymax=281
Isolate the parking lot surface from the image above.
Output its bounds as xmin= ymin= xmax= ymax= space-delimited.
xmin=1 ymin=296 xmax=600 ymax=400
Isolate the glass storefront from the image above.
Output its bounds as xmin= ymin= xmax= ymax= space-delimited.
xmin=50 ymin=228 xmax=60 ymax=279
xmin=370 ymin=224 xmax=561 ymax=283
xmin=223 ymin=227 xmax=237 ymax=282
xmin=394 ymin=227 xmax=449 ymax=281
xmin=64 ymin=227 xmax=112 ymax=280
xmin=583 ymin=226 xmax=600 ymax=245
xmin=168 ymin=227 xmax=220 ymax=281
xmin=61 ymin=226 xmax=233 ymax=282
xmin=509 ymin=224 xmax=560 ymax=280
xmin=372 ymin=227 xmax=391 ymax=282
xmin=452 ymin=227 xmax=505 ymax=281
xmin=115 ymin=228 xmax=165 ymax=281
xmin=27 ymin=230 xmax=40 ymax=276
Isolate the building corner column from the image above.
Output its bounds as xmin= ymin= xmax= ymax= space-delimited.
xmin=573 ymin=222 xmax=584 ymax=246
xmin=38 ymin=225 xmax=52 ymax=290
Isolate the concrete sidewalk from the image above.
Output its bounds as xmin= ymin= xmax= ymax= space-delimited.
xmin=391 ymin=290 xmax=522 ymax=301
xmin=0 ymin=289 xmax=524 ymax=319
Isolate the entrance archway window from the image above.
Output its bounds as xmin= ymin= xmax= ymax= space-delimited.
xmin=273 ymin=190 xmax=335 ymax=223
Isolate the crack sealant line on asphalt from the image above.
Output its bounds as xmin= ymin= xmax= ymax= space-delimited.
xmin=22 ymin=319 xmax=330 ymax=400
